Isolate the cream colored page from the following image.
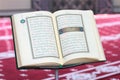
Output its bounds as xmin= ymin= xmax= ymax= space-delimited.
xmin=27 ymin=16 xmax=58 ymax=58
xmin=12 ymin=17 xmax=22 ymax=67
xmin=56 ymin=15 xmax=88 ymax=56
xmin=52 ymin=15 xmax=63 ymax=64
xmin=54 ymin=10 xmax=105 ymax=63
xmin=13 ymin=11 xmax=60 ymax=66
xmin=90 ymin=14 xmax=106 ymax=61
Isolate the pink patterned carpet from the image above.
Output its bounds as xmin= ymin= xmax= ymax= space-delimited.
xmin=0 ymin=14 xmax=120 ymax=80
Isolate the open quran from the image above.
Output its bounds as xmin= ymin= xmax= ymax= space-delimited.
xmin=12 ymin=10 xmax=106 ymax=68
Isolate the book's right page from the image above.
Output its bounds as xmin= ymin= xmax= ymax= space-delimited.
xmin=53 ymin=10 xmax=106 ymax=65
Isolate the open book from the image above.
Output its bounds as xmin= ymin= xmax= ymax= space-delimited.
xmin=12 ymin=10 xmax=106 ymax=68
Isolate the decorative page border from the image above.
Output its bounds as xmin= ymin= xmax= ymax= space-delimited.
xmin=26 ymin=16 xmax=59 ymax=59
xmin=56 ymin=14 xmax=89 ymax=57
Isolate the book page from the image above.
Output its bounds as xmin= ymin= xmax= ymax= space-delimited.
xmin=54 ymin=10 xmax=106 ymax=64
xmin=54 ymin=11 xmax=89 ymax=58
xmin=27 ymin=16 xmax=58 ymax=58
xmin=12 ymin=11 xmax=60 ymax=67
xmin=57 ymin=15 xmax=89 ymax=57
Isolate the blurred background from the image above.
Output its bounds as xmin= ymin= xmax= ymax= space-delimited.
xmin=0 ymin=0 xmax=120 ymax=16
xmin=0 ymin=0 xmax=120 ymax=80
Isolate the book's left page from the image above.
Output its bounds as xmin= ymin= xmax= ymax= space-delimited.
xmin=12 ymin=11 xmax=61 ymax=68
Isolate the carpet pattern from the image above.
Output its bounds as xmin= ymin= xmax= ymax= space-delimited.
xmin=0 ymin=14 xmax=120 ymax=80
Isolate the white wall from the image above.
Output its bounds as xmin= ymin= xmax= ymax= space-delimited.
xmin=0 ymin=0 xmax=31 ymax=10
